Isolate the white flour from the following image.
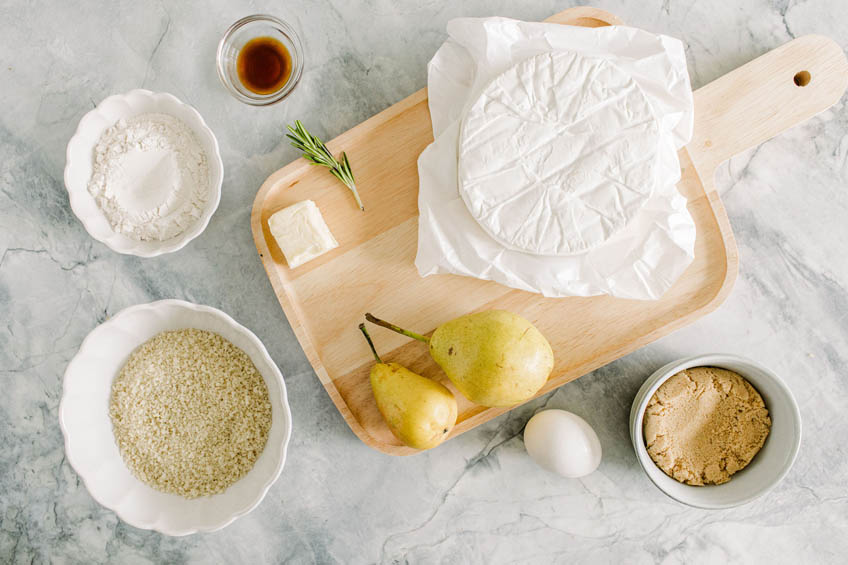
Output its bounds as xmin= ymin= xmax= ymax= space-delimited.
xmin=87 ymin=113 xmax=209 ymax=241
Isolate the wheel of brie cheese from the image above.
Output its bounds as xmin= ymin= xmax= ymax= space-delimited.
xmin=458 ymin=50 xmax=662 ymax=256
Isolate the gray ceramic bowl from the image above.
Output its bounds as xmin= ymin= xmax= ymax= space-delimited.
xmin=630 ymin=354 xmax=801 ymax=509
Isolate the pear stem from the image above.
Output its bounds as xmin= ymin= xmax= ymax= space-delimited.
xmin=358 ymin=323 xmax=383 ymax=364
xmin=365 ymin=313 xmax=430 ymax=343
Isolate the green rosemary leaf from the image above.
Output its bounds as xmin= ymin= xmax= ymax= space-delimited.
xmin=286 ymin=121 xmax=364 ymax=211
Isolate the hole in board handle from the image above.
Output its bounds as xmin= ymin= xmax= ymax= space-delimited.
xmin=794 ymin=70 xmax=811 ymax=87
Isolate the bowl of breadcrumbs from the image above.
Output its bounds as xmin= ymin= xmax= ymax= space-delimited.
xmin=60 ymin=300 xmax=292 ymax=535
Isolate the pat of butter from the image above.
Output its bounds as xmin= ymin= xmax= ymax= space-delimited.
xmin=268 ymin=200 xmax=339 ymax=268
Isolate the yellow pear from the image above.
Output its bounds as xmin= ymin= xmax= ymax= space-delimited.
xmin=366 ymin=310 xmax=553 ymax=407
xmin=359 ymin=324 xmax=457 ymax=450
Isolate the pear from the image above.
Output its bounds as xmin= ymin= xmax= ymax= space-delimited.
xmin=358 ymin=324 xmax=457 ymax=450
xmin=365 ymin=310 xmax=554 ymax=407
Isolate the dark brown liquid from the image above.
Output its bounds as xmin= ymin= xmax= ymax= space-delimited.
xmin=237 ymin=37 xmax=292 ymax=95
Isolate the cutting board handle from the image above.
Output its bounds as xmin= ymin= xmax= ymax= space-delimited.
xmin=689 ymin=35 xmax=848 ymax=177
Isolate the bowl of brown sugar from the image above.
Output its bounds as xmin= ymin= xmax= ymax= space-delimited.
xmin=630 ymin=354 xmax=801 ymax=509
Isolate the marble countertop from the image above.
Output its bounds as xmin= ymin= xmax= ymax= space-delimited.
xmin=2 ymin=0 xmax=847 ymax=563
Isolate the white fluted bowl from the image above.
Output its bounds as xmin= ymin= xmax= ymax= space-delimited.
xmin=64 ymin=90 xmax=223 ymax=257
xmin=59 ymin=300 xmax=291 ymax=535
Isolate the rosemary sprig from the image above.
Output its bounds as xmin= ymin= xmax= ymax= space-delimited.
xmin=286 ymin=120 xmax=364 ymax=211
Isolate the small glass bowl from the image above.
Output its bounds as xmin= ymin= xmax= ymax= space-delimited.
xmin=216 ymin=14 xmax=304 ymax=106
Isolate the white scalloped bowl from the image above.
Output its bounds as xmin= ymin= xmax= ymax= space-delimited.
xmin=64 ymin=90 xmax=223 ymax=257
xmin=59 ymin=300 xmax=292 ymax=535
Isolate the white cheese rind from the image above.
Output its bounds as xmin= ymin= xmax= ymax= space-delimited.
xmin=268 ymin=200 xmax=339 ymax=268
xmin=458 ymin=50 xmax=661 ymax=256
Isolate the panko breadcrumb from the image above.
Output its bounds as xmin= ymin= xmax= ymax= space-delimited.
xmin=109 ymin=328 xmax=272 ymax=498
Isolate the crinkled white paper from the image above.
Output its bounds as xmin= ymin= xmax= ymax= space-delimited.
xmin=416 ymin=17 xmax=696 ymax=300
xmin=459 ymin=50 xmax=661 ymax=256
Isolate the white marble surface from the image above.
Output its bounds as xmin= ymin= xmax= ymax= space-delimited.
xmin=2 ymin=0 xmax=847 ymax=563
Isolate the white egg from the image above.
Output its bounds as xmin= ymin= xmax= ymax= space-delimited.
xmin=523 ymin=409 xmax=602 ymax=478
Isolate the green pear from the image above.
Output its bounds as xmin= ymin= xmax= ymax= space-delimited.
xmin=365 ymin=310 xmax=554 ymax=407
xmin=359 ymin=324 xmax=457 ymax=450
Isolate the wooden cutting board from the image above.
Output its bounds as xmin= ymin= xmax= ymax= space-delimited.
xmin=251 ymin=7 xmax=848 ymax=455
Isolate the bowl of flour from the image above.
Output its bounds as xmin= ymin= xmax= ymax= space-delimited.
xmin=65 ymin=89 xmax=223 ymax=257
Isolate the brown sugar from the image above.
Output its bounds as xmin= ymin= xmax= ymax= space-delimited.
xmin=643 ymin=367 xmax=771 ymax=486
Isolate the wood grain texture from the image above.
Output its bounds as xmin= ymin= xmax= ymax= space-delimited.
xmin=251 ymin=7 xmax=848 ymax=455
